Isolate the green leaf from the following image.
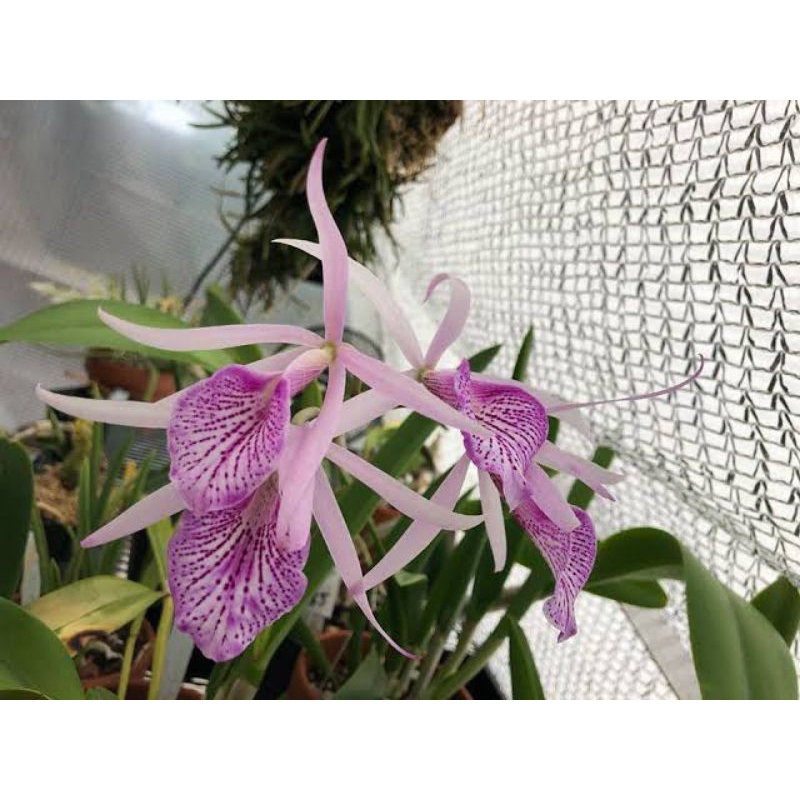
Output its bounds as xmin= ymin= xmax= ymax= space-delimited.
xmin=290 ymin=619 xmax=332 ymax=678
xmin=507 ymin=616 xmax=545 ymax=699
xmin=566 ymin=445 xmax=615 ymax=510
xmin=468 ymin=343 xmax=502 ymax=373
xmin=511 ymin=327 xmax=534 ymax=382
xmin=333 ymin=649 xmax=388 ymax=699
xmin=588 ymin=528 xmax=684 ymax=585
xmin=95 ymin=432 xmax=133 ymax=529
xmin=546 ymin=416 xmax=560 ymax=445
xmin=0 ymin=438 xmax=33 ymax=598
xmin=586 ymin=579 xmax=668 ymax=608
xmin=419 ymin=527 xmax=485 ymax=643
xmin=465 ymin=517 xmax=524 ymax=622
xmin=85 ymin=686 xmax=118 ymax=700
xmin=201 ymin=286 xmax=263 ymax=364
xmin=88 ymin=418 xmax=104 ymax=528
xmin=146 ymin=518 xmax=174 ymax=589
xmin=0 ymin=299 xmax=232 ymax=370
xmin=0 ymin=597 xmax=83 ymax=699
xmin=0 ymin=688 xmax=49 ymax=699
xmin=683 ymin=549 xmax=798 ymax=699
xmin=25 ymin=576 xmax=162 ymax=646
xmin=77 ymin=458 xmax=92 ymax=539
xmin=393 ymin=570 xmax=427 ymax=589
xmin=750 ymin=577 xmax=800 ymax=646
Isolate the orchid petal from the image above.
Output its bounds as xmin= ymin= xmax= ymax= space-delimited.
xmin=169 ymin=476 xmax=308 ymax=661
xmin=153 ymin=347 xmax=309 ymax=411
xmin=246 ymin=347 xmax=310 ymax=375
xmin=36 ymin=385 xmax=171 ymax=429
xmin=340 ymin=344 xmax=488 ymax=436
xmin=282 ymin=347 xmax=330 ymax=395
xmin=459 ymin=374 xmax=593 ymax=439
xmin=274 ymin=238 xmax=425 ymax=368
xmin=426 ymin=362 xmax=549 ymax=506
xmin=423 ymin=273 xmax=471 ymax=367
xmin=312 ymin=469 xmax=414 ymax=658
xmin=325 ymin=442 xmax=482 ymax=531
xmin=98 ymin=308 xmax=323 ymax=351
xmin=525 ymin=461 xmax=580 ymax=531
xmin=276 ymin=427 xmax=315 ymax=552
xmin=168 ymin=365 xmax=289 ymax=514
xmin=478 ymin=469 xmax=507 ymax=571
xmin=305 ymin=141 xmax=348 ymax=343
xmin=362 ymin=454 xmax=470 ymax=590
xmin=332 ymin=388 xmax=398 ymax=437
xmin=513 ymin=499 xmax=596 ymax=642
xmin=277 ymin=357 xmax=346 ymax=531
xmin=81 ymin=483 xmax=184 ymax=547
xmin=547 ymin=357 xmax=705 ymax=414
xmin=534 ymin=441 xmax=624 ymax=501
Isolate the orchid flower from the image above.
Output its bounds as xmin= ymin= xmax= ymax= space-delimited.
xmin=276 ymin=240 xmax=702 ymax=641
xmin=35 ymin=140 xmax=490 ymax=662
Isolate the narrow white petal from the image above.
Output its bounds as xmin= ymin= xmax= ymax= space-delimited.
xmin=37 ymin=385 xmax=171 ymax=428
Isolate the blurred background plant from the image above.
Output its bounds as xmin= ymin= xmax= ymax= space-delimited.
xmin=185 ymin=100 xmax=462 ymax=309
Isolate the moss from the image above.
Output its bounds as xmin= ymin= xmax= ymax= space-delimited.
xmin=206 ymin=101 xmax=462 ymax=308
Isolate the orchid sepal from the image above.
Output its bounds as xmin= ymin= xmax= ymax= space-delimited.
xmin=98 ymin=308 xmax=323 ymax=351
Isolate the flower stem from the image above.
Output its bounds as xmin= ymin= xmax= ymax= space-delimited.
xmin=409 ymin=629 xmax=448 ymax=699
xmin=147 ymin=596 xmax=174 ymax=700
xmin=118 ymin=613 xmax=145 ymax=700
xmin=447 ymin=619 xmax=478 ymax=674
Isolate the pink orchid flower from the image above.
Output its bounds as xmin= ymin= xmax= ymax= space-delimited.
xmin=275 ymin=241 xmax=702 ymax=641
xmin=35 ymin=140 xmax=488 ymax=661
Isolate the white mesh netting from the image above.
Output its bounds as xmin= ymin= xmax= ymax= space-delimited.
xmin=376 ymin=100 xmax=800 ymax=698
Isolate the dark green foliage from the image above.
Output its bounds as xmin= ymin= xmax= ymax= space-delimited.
xmin=203 ymin=101 xmax=462 ymax=307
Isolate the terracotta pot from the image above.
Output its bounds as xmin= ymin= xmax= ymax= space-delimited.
xmin=80 ymin=619 xmax=156 ymax=690
xmin=85 ymin=356 xmax=176 ymax=402
xmin=287 ymin=628 xmax=472 ymax=700
xmin=110 ymin=678 xmax=204 ymax=700
xmin=287 ymin=628 xmax=366 ymax=700
xmin=372 ymin=504 xmax=401 ymax=526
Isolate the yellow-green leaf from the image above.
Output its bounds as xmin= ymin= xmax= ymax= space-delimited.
xmin=26 ymin=576 xmax=162 ymax=650
xmin=0 ymin=299 xmax=232 ymax=370
xmin=0 ymin=597 xmax=83 ymax=699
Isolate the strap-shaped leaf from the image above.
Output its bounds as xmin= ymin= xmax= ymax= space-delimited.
xmin=0 ymin=299 xmax=233 ymax=370
xmin=0 ymin=438 xmax=33 ymax=598
xmin=684 ymin=550 xmax=798 ymax=699
xmin=750 ymin=577 xmax=800 ymax=646
xmin=26 ymin=576 xmax=162 ymax=649
xmin=333 ymin=649 xmax=388 ymax=700
xmin=507 ymin=616 xmax=545 ymax=699
xmin=0 ymin=597 xmax=83 ymax=699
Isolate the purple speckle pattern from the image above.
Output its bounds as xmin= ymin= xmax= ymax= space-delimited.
xmin=168 ymin=475 xmax=309 ymax=661
xmin=513 ymin=498 xmax=597 ymax=642
xmin=424 ymin=361 xmax=549 ymax=500
xmin=168 ymin=365 xmax=289 ymax=515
